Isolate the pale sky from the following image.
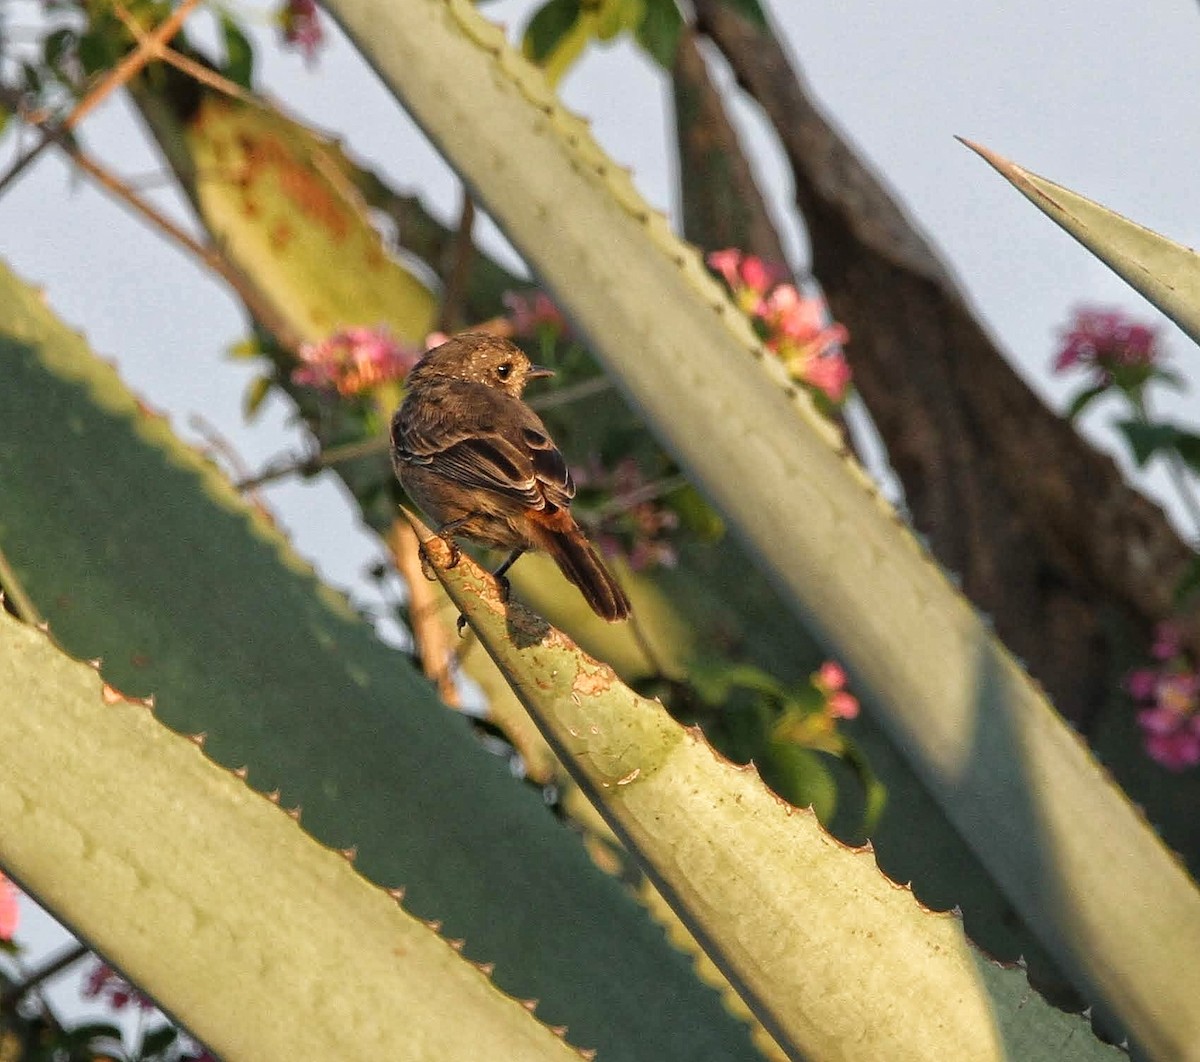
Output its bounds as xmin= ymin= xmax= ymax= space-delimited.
xmin=3 ymin=0 xmax=1198 ymax=1034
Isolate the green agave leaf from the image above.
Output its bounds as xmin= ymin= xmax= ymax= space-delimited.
xmin=302 ymin=4 xmax=1200 ymax=1055
xmin=961 ymin=139 xmax=1200 ymax=351
xmin=413 ymin=514 xmax=1124 ymax=1062
xmin=0 ymin=613 xmax=588 ymax=1062
xmin=0 ymin=259 xmax=762 ymax=1061
xmin=182 ymin=93 xmax=436 ymax=344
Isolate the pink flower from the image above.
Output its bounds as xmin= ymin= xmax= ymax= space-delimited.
xmin=815 ymin=661 xmax=847 ymax=690
xmin=279 ymin=0 xmax=325 ymax=63
xmin=1126 ymin=630 xmax=1200 ymax=770
xmin=708 ymin=249 xmax=852 ymax=404
xmin=83 ymin=962 xmax=157 ymax=1013
xmin=0 ymin=874 xmax=18 ymax=940
xmin=706 ymin=249 xmax=784 ymax=296
xmin=293 ymin=325 xmax=420 ymax=396
xmin=827 ymin=691 xmax=859 ymax=720
xmin=1137 ymin=708 xmax=1200 ymax=771
xmin=1054 ymin=307 xmax=1160 ymax=382
xmin=812 ymin=660 xmax=859 ymax=719
xmin=502 ymin=291 xmax=569 ymax=340
xmin=1125 ymin=669 xmax=1159 ymax=700
xmin=800 ymin=351 xmax=853 ymax=403
xmin=572 ymin=456 xmax=679 ymax=571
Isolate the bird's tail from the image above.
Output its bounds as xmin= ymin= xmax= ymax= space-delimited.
xmin=532 ymin=513 xmax=631 ymax=622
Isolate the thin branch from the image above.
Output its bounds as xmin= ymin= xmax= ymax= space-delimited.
xmin=234 ymin=434 xmax=390 ymax=492
xmin=59 ymin=141 xmax=303 ymax=352
xmin=437 ymin=192 xmax=476 ymax=334
xmin=527 ymin=375 xmax=613 ymax=411
xmin=592 ymin=474 xmax=689 ymax=523
xmin=0 ymin=0 xmax=201 ymax=197
xmin=187 ymin=413 xmax=259 ymax=488
xmin=112 ymin=2 xmax=257 ymax=106
xmin=0 ymin=943 xmax=88 ymax=1013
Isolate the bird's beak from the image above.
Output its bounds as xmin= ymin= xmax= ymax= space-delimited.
xmin=527 ymin=365 xmax=555 ymax=379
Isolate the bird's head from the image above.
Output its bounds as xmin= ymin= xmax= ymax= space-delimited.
xmin=409 ymin=333 xmax=553 ymax=397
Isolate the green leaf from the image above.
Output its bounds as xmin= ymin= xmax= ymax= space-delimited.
xmin=1113 ymin=419 xmax=1181 ymax=466
xmin=0 ymin=613 xmax=589 ymax=1062
xmin=242 ymin=373 xmax=274 ymax=420
xmin=306 ymin=8 xmax=1200 ymax=1053
xmin=417 ymin=516 xmax=1125 ymax=1061
xmin=0 ymin=259 xmax=760 ymax=1062
xmin=42 ymin=27 xmax=78 ymax=78
xmin=1173 ymin=430 xmax=1200 ymax=475
xmin=596 ymin=0 xmax=643 ymax=41
xmin=666 ymin=483 xmax=724 ymax=540
xmin=137 ymin=1025 xmax=179 ymax=1057
xmin=173 ymin=95 xmax=438 ymax=344
xmin=523 ymin=0 xmax=583 ymax=63
xmin=1064 ymin=382 xmax=1109 ymax=421
xmin=760 ymin=741 xmax=838 ymax=821
xmin=963 ymin=139 xmax=1200 ymax=354
xmin=689 ymin=659 xmax=785 ymax=703
xmin=220 ymin=13 xmax=255 ymax=91
xmin=634 ymin=0 xmax=683 ymax=67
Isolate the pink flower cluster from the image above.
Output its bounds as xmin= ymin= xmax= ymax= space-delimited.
xmin=292 ymin=326 xmax=421 ymax=396
xmin=83 ymin=961 xmax=157 ymax=1013
xmin=1054 ymin=307 xmax=1160 ymax=383
xmin=708 ymin=249 xmax=851 ymax=403
xmin=0 ymin=873 xmax=18 ymax=940
xmin=573 ymin=456 xmax=679 ymax=571
xmin=1126 ymin=623 xmax=1200 ymax=771
xmin=812 ymin=661 xmax=859 ymax=720
xmin=278 ymin=0 xmax=325 ymax=63
xmin=502 ymin=290 xmax=570 ymax=340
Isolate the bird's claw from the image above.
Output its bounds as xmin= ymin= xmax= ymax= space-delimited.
xmin=418 ymin=536 xmax=461 ymax=581
xmin=456 ymin=613 xmax=469 ymax=637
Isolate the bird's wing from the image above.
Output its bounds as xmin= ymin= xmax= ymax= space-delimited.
xmin=395 ymin=386 xmax=574 ymax=511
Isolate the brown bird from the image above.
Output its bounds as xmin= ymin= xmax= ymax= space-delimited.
xmin=391 ymin=333 xmax=631 ymax=622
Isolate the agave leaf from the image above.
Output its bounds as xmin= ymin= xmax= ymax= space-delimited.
xmin=411 ymin=512 xmax=1124 ymax=1062
xmin=0 ymin=258 xmax=762 ymax=1061
xmin=0 ymin=611 xmax=598 ymax=1062
xmin=961 ymin=139 xmax=1200 ymax=349
xmin=307 ymin=3 xmax=1200 ymax=1054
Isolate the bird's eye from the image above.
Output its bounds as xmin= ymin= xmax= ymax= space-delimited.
xmin=496 ymin=363 xmax=513 ymax=380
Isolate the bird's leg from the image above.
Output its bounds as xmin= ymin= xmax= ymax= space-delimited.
xmin=490 ymin=548 xmax=525 ymax=602
xmin=432 ymin=516 xmax=478 ymax=569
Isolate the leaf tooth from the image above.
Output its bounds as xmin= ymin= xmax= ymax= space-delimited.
xmin=35 ymin=620 xmax=50 ymax=634
xmin=232 ymin=765 xmax=249 ymax=780
xmin=577 ymin=1048 xmax=597 ymax=1061
xmin=548 ymin=1024 xmax=567 ymax=1038
xmin=447 ymin=938 xmax=466 ymax=952
xmin=87 ymin=657 xmax=102 ymax=670
xmin=424 ymin=919 xmax=443 ymax=933
xmin=339 ymin=845 xmax=358 ymax=863
xmin=385 ymin=885 xmax=406 ymax=903
xmin=187 ymin=731 xmax=207 ymax=748
xmin=265 ymin=789 xmax=281 ymax=804
xmin=519 ymin=998 xmax=537 ymax=1012
xmin=473 ymin=960 xmax=495 ymax=977
xmin=284 ymin=805 xmax=302 ymax=822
